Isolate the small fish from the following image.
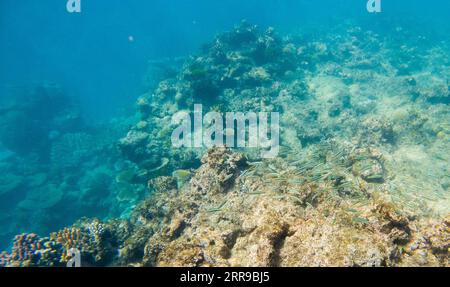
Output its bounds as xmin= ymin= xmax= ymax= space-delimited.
xmin=268 ymin=164 xmax=278 ymax=172
xmin=352 ymin=217 xmax=369 ymax=224
xmin=248 ymin=161 xmax=263 ymax=166
xmin=206 ymin=201 xmax=227 ymax=213
xmin=247 ymin=191 xmax=264 ymax=196
xmin=223 ymin=173 xmax=234 ymax=182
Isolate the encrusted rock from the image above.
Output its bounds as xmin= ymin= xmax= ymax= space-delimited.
xmin=191 ymin=147 xmax=247 ymax=194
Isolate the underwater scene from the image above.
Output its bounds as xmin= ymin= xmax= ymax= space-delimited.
xmin=0 ymin=0 xmax=448 ymax=267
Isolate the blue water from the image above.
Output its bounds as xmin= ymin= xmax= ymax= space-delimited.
xmin=0 ymin=0 xmax=449 ymax=253
xmin=2 ymin=0 xmax=448 ymax=121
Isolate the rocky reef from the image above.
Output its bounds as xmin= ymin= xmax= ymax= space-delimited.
xmin=1 ymin=21 xmax=449 ymax=267
xmin=1 ymin=148 xmax=447 ymax=267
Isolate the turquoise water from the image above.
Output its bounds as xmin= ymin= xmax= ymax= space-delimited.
xmin=0 ymin=1 xmax=449 ymax=265
xmin=2 ymin=1 xmax=448 ymax=121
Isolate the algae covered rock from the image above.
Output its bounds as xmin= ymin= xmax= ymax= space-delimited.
xmin=118 ymin=130 xmax=150 ymax=162
xmin=350 ymin=148 xmax=385 ymax=183
xmin=191 ymin=147 xmax=247 ymax=195
xmin=352 ymin=158 xmax=385 ymax=183
xmin=280 ymin=214 xmax=394 ymax=267
xmin=400 ymin=216 xmax=449 ymax=266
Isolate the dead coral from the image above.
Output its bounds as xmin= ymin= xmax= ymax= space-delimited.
xmin=191 ymin=147 xmax=247 ymax=195
xmin=400 ymin=216 xmax=449 ymax=266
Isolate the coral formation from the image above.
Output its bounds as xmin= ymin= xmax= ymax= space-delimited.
xmin=1 ymin=21 xmax=449 ymax=267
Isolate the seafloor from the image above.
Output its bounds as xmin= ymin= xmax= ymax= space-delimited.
xmin=0 ymin=21 xmax=448 ymax=267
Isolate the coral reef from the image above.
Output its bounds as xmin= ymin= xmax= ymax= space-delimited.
xmin=126 ymin=149 xmax=447 ymax=267
xmin=0 ymin=218 xmax=134 ymax=267
xmin=1 ymin=22 xmax=449 ymax=267
xmin=1 ymin=145 xmax=448 ymax=267
xmin=0 ymin=96 xmax=139 ymax=250
xmin=0 ymin=233 xmax=62 ymax=267
xmin=0 ymin=84 xmax=86 ymax=165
